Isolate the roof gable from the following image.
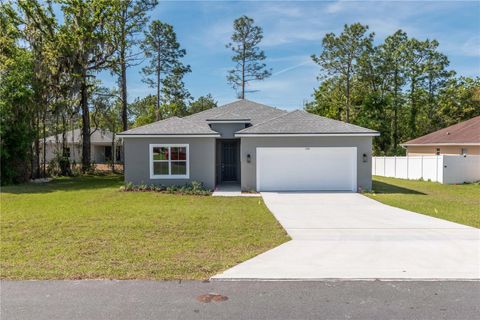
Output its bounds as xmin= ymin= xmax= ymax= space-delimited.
xmin=185 ymin=99 xmax=287 ymax=125
xmin=402 ymin=116 xmax=480 ymax=145
xmin=118 ymin=100 xmax=378 ymax=136
xmin=236 ymin=110 xmax=379 ymax=135
xmin=119 ymin=116 xmax=219 ymax=136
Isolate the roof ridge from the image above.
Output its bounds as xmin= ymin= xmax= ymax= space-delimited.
xmin=235 ymin=109 xmax=292 ymax=133
xmin=403 ymin=115 xmax=480 ymax=145
xmin=119 ymin=115 xmax=219 ymax=135
xmin=184 ymin=99 xmax=285 ymax=122
xmin=122 ymin=116 xmax=179 ymax=132
xmin=237 ymin=108 xmax=379 ymax=135
xmin=302 ymin=110 xmax=378 ymax=131
xmin=183 ymin=99 xmax=248 ymax=120
xmin=446 ymin=115 xmax=480 ymax=131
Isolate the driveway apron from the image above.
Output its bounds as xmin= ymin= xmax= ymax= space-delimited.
xmin=212 ymin=192 xmax=479 ymax=280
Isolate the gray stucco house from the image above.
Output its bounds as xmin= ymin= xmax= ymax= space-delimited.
xmin=118 ymin=100 xmax=379 ymax=192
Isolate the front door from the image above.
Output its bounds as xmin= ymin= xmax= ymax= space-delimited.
xmin=221 ymin=141 xmax=238 ymax=182
xmin=104 ymin=146 xmax=112 ymax=162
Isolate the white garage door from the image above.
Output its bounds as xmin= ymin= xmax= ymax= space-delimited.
xmin=256 ymin=147 xmax=357 ymax=191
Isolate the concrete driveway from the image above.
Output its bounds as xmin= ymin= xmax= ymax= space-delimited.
xmin=213 ymin=192 xmax=480 ymax=280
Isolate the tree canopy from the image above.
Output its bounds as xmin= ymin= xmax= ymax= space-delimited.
xmin=307 ymin=23 xmax=479 ymax=155
xmin=226 ymin=15 xmax=271 ymax=99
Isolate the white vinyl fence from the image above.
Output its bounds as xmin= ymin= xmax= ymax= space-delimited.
xmin=372 ymin=155 xmax=480 ymax=184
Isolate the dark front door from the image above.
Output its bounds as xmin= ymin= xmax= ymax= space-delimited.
xmin=104 ymin=146 xmax=112 ymax=161
xmin=221 ymin=141 xmax=238 ymax=182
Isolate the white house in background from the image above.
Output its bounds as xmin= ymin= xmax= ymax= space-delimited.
xmin=40 ymin=128 xmax=122 ymax=164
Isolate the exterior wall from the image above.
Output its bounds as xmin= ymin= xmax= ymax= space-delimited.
xmin=240 ymin=136 xmax=373 ymax=192
xmin=406 ymin=145 xmax=480 ymax=156
xmin=210 ymin=123 xmax=247 ymax=139
xmin=41 ymin=142 xmax=82 ymax=163
xmin=92 ymin=145 xmax=106 ymax=164
xmin=41 ymin=142 xmax=123 ymax=164
xmin=123 ymin=137 xmax=216 ymax=189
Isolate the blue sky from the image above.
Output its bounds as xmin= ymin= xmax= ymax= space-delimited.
xmin=97 ymin=0 xmax=480 ymax=110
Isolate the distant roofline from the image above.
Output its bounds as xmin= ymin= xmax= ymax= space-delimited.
xmin=235 ymin=133 xmax=380 ymax=137
xmin=402 ymin=116 xmax=480 ymax=145
xmin=401 ymin=142 xmax=480 ymax=147
xmin=117 ymin=134 xmax=221 ymax=138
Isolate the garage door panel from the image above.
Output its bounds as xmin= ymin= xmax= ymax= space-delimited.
xmin=257 ymin=147 xmax=357 ymax=191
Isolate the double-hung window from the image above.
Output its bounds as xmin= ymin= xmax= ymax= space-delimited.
xmin=150 ymin=144 xmax=189 ymax=179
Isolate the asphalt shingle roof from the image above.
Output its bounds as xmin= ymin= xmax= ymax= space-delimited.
xmin=236 ymin=110 xmax=379 ymax=135
xmin=402 ymin=116 xmax=480 ymax=145
xmin=118 ymin=100 xmax=378 ymax=136
xmin=119 ymin=116 xmax=219 ymax=136
xmin=185 ymin=99 xmax=287 ymax=125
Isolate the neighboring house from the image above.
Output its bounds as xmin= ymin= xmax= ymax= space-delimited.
xmin=118 ymin=100 xmax=379 ymax=192
xmin=402 ymin=116 xmax=480 ymax=156
xmin=41 ymin=128 xmax=123 ymax=164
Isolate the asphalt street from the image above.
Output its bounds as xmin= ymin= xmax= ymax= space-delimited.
xmin=1 ymin=280 xmax=479 ymax=320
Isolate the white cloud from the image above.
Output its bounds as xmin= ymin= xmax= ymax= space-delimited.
xmin=325 ymin=1 xmax=345 ymax=14
xmin=271 ymin=60 xmax=315 ymax=77
xmin=262 ymin=27 xmax=328 ymax=47
xmin=263 ymin=5 xmax=303 ymax=18
xmin=461 ymin=36 xmax=480 ymax=57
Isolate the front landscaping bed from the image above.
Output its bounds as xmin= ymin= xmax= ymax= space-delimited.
xmin=0 ymin=175 xmax=289 ymax=280
xmin=365 ymin=176 xmax=480 ymax=228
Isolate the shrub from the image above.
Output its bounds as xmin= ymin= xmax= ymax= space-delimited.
xmin=122 ymin=181 xmax=211 ymax=195
xmin=125 ymin=182 xmax=134 ymax=191
xmin=71 ymin=161 xmax=81 ymax=176
xmin=86 ymin=162 xmax=97 ymax=175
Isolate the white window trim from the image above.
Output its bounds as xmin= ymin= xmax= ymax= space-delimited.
xmin=149 ymin=144 xmax=190 ymax=179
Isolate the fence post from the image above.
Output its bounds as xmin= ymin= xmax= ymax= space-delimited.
xmin=384 ymin=156 xmax=386 ymax=176
xmin=373 ymin=156 xmax=376 ymax=175
xmin=406 ymin=155 xmax=409 ymax=179
xmin=436 ymin=155 xmax=439 ymax=182
xmin=394 ymin=156 xmax=397 ymax=178
xmin=421 ymin=155 xmax=423 ymax=180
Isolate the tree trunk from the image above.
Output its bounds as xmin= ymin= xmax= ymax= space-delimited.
xmin=156 ymin=53 xmax=161 ymax=120
xmin=120 ymin=49 xmax=128 ymax=131
xmin=392 ymin=70 xmax=399 ymax=152
xmin=241 ymin=44 xmax=246 ymax=99
xmin=61 ymin=113 xmax=70 ymax=176
xmin=111 ymin=132 xmax=116 ymax=172
xmin=346 ymin=73 xmax=351 ymax=123
xmin=409 ymin=78 xmax=417 ymax=138
xmin=156 ymin=72 xmax=161 ymax=120
xmin=80 ymin=69 xmax=91 ymax=172
xmin=34 ymin=108 xmax=40 ymax=178
xmin=30 ymin=116 xmax=36 ymax=180
xmin=42 ymin=106 xmax=47 ymax=177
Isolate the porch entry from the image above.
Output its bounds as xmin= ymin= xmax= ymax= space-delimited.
xmin=217 ymin=139 xmax=240 ymax=183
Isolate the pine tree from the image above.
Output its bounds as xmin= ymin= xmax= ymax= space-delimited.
xmin=226 ymin=16 xmax=271 ymax=99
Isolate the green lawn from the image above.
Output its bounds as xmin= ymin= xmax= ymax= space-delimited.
xmin=0 ymin=175 xmax=289 ymax=280
xmin=366 ymin=176 xmax=480 ymax=228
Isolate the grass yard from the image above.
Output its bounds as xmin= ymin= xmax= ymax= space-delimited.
xmin=366 ymin=176 xmax=480 ymax=228
xmin=0 ymin=175 xmax=289 ymax=280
